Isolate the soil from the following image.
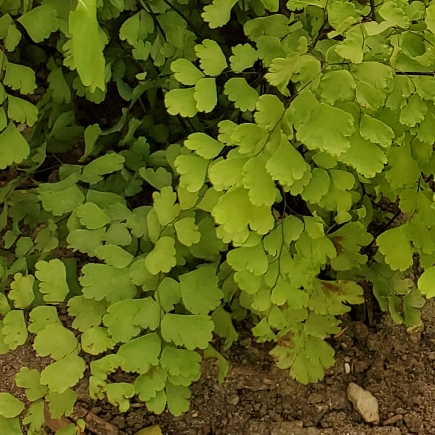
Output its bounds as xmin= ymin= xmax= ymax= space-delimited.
xmin=3 ymin=300 xmax=435 ymax=435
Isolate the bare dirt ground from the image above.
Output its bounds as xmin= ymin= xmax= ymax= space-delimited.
xmin=2 ymin=299 xmax=435 ymax=435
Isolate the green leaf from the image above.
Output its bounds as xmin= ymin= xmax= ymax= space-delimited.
xmin=290 ymin=91 xmax=355 ymax=156
xmin=243 ymin=154 xmax=276 ymax=206
xmin=118 ymin=333 xmax=161 ymax=373
xmin=195 ymin=40 xmax=227 ymax=76
xmin=67 ymin=228 xmax=105 ymax=255
xmin=7 ymin=95 xmax=38 ymax=127
xmin=184 ymin=133 xmax=223 ymax=159
xmin=179 ymin=267 xmax=223 ymax=314
xmin=39 ymin=354 xmax=86 ymax=393
xmin=8 ymin=273 xmax=35 ymax=309
xmin=360 ymin=114 xmax=395 ymax=147
xmin=175 ymin=155 xmax=208 ymax=193
xmin=0 ymin=393 xmax=24 ymax=418
xmin=174 ymin=217 xmax=201 ymax=246
xmin=105 ymin=383 xmax=135 ymax=412
xmin=224 ymin=78 xmax=259 ymax=112
xmin=0 ymin=122 xmax=30 ymax=170
xmin=28 ymin=306 xmax=60 ymax=334
xmin=230 ymin=44 xmax=258 ymax=72
xmin=35 ymin=259 xmax=69 ymax=303
xmin=317 ymin=70 xmax=356 ymax=105
xmin=139 ymin=167 xmax=172 ymax=190
xmin=76 ymin=202 xmax=111 ymax=229
xmin=338 ymin=132 xmax=387 ymax=178
xmin=171 ymin=58 xmax=204 ymax=85
xmin=90 ymin=354 xmax=125 ymax=380
xmin=161 ymin=314 xmax=214 ymax=350
xmin=211 ymin=306 xmax=238 ymax=349
xmin=377 ymin=226 xmax=413 ymax=272
xmin=15 ymin=368 xmax=48 ymax=401
xmin=418 ymin=266 xmax=435 ymax=299
xmin=194 ymin=78 xmax=217 ymax=113
xmin=255 ymin=94 xmax=285 ymax=131
xmin=266 ymin=136 xmax=310 ymax=188
xmin=81 ymin=326 xmax=115 ymax=355
xmin=39 ymin=184 xmax=84 ymax=216
xmin=153 ymin=187 xmax=180 ymax=225
xmin=203 ymin=345 xmax=230 ymax=382
xmin=17 ymin=4 xmax=58 ymax=42
xmin=379 ymin=1 xmax=410 ymax=28
xmin=134 ymin=367 xmax=167 ymax=402
xmin=33 ymin=323 xmax=78 ymax=360
xmin=165 ymin=88 xmax=198 ymax=118
xmin=157 ymin=278 xmax=181 ymax=312
xmin=202 ymin=0 xmax=238 ymax=29
xmin=166 ymin=382 xmax=190 ymax=416
xmin=81 ymin=153 xmax=125 ymax=184
xmin=103 ymin=299 xmax=143 ymax=342
xmin=2 ymin=310 xmax=27 ymax=350
xmin=48 ymin=67 xmax=72 ymax=104
xmin=80 ymin=264 xmax=137 ymax=303
xmin=335 ymin=25 xmax=364 ymax=63
xmin=161 ymin=346 xmax=201 ymax=384
xmin=46 ymin=388 xmax=77 ymax=418
xmin=68 ymin=0 xmax=105 ymax=92
xmin=145 ymin=237 xmax=177 ymax=275
xmin=95 ymin=245 xmax=133 ymax=268
xmin=0 ymin=416 xmax=21 ymax=435
xmin=3 ymin=63 xmax=37 ymax=94
xmin=67 ymin=296 xmax=106 ymax=332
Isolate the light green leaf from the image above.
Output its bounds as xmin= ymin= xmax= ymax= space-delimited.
xmin=0 ymin=122 xmax=30 ymax=170
xmin=76 ymin=202 xmax=111 ymax=229
xmin=134 ymin=367 xmax=167 ymax=402
xmin=360 ymin=114 xmax=394 ymax=147
xmin=68 ymin=296 xmax=106 ymax=332
xmin=46 ymin=388 xmax=77 ymax=419
xmin=80 ymin=263 xmax=137 ymax=303
xmin=379 ymin=1 xmax=410 ymax=28
xmin=317 ymin=70 xmax=356 ymax=105
xmin=175 ymin=155 xmax=208 ymax=193
xmin=69 ymin=0 xmax=105 ymax=92
xmin=174 ymin=217 xmax=201 ymax=246
xmin=184 ymin=133 xmax=223 ymax=159
xmin=90 ymin=354 xmax=125 ymax=380
xmin=171 ymin=58 xmax=204 ymax=85
xmin=67 ymin=228 xmax=105 ymax=255
xmin=165 ymin=88 xmax=198 ymax=118
xmin=15 ymin=368 xmax=48 ymax=402
xmin=145 ymin=237 xmax=177 ymax=275
xmin=0 ymin=416 xmax=21 ymax=435
xmin=28 ymin=306 xmax=60 ymax=334
xmin=157 ymin=278 xmax=181 ymax=312
xmin=179 ymin=267 xmax=223 ymax=314
xmin=266 ymin=136 xmax=309 ymax=188
xmin=224 ymin=78 xmax=259 ymax=112
xmin=105 ymin=383 xmax=135 ymax=412
xmin=153 ymin=187 xmax=180 ymax=225
xmin=34 ymin=323 xmax=78 ymax=360
xmin=139 ymin=167 xmax=173 ymax=190
xmin=95 ymin=245 xmax=133 ymax=268
xmin=399 ymin=94 xmax=427 ymax=127
xmin=0 ymin=393 xmax=24 ymax=419
xmin=48 ymin=67 xmax=72 ymax=104
xmin=230 ymin=44 xmax=258 ymax=72
xmin=35 ymin=259 xmax=69 ymax=303
xmin=2 ymin=310 xmax=27 ymax=350
xmin=103 ymin=299 xmax=143 ymax=342
xmin=81 ymin=153 xmax=125 ymax=184
xmin=243 ymin=154 xmax=276 ymax=206
xmin=335 ymin=25 xmax=364 ymax=63
xmin=195 ymin=39 xmax=227 ymax=76
xmin=40 ymin=354 xmax=86 ymax=393
xmin=118 ymin=333 xmax=161 ymax=373
xmin=377 ymin=226 xmax=413 ymax=272
xmin=3 ymin=63 xmax=37 ymax=94
xmin=81 ymin=326 xmax=115 ymax=355
xmin=255 ymin=94 xmax=285 ymax=131
xmin=8 ymin=273 xmax=34 ymax=309
xmin=211 ymin=306 xmax=238 ymax=349
xmin=418 ymin=266 xmax=435 ymax=299
xmin=7 ymin=95 xmax=38 ymax=127
xmin=194 ymin=78 xmax=217 ymax=113
xmin=202 ymin=0 xmax=238 ymax=29
xmin=161 ymin=314 xmax=214 ymax=350
xmin=17 ymin=4 xmax=58 ymax=42
xmin=166 ymin=382 xmax=190 ymax=416
xmin=39 ymin=184 xmax=84 ymax=216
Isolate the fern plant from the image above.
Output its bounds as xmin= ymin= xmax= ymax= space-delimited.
xmin=1 ymin=0 xmax=435 ymax=433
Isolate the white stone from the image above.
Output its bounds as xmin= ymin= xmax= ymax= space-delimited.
xmin=347 ymin=382 xmax=380 ymax=425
